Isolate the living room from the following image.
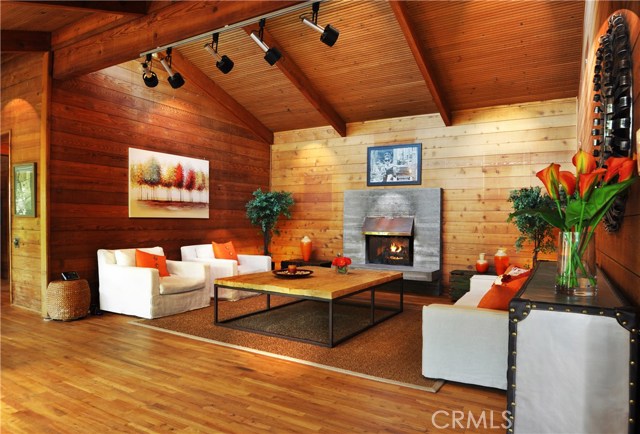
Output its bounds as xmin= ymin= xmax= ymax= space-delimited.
xmin=2 ymin=1 xmax=639 ymax=432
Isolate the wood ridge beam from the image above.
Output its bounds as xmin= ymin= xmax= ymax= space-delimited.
xmin=52 ymin=1 xmax=300 ymax=80
xmin=243 ymin=25 xmax=347 ymax=137
xmin=13 ymin=1 xmax=149 ymax=16
xmin=388 ymin=1 xmax=452 ymax=126
xmin=1 ymin=30 xmax=51 ymax=52
xmin=170 ymin=49 xmax=274 ymax=145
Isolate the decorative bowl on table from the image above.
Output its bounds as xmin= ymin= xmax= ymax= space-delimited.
xmin=272 ymin=269 xmax=314 ymax=279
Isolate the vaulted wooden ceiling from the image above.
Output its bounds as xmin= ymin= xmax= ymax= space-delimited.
xmin=1 ymin=0 xmax=585 ymax=143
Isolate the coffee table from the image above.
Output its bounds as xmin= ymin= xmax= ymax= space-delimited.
xmin=214 ymin=267 xmax=403 ymax=347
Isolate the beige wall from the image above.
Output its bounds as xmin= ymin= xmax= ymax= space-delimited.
xmin=271 ymin=98 xmax=577 ymax=290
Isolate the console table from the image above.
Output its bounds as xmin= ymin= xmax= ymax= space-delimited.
xmin=508 ymin=261 xmax=638 ymax=433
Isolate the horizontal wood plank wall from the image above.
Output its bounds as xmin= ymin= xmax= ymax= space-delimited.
xmin=271 ymin=98 xmax=577 ymax=291
xmin=49 ymin=61 xmax=270 ymax=302
xmin=1 ymin=53 xmax=44 ymax=312
xmin=580 ymin=5 xmax=640 ymax=304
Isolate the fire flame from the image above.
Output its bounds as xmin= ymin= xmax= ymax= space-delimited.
xmin=390 ymin=243 xmax=403 ymax=253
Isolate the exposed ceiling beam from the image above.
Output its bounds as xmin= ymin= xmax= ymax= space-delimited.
xmin=14 ymin=1 xmax=149 ymax=16
xmin=52 ymin=1 xmax=301 ymax=80
xmin=52 ymin=13 xmax=141 ymax=51
xmin=1 ymin=30 xmax=51 ymax=52
xmin=170 ymin=49 xmax=274 ymax=145
xmin=243 ymin=25 xmax=347 ymax=137
xmin=388 ymin=1 xmax=452 ymax=126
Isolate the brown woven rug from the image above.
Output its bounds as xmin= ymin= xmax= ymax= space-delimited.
xmin=133 ymin=295 xmax=443 ymax=393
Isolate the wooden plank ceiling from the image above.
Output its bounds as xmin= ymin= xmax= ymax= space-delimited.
xmin=1 ymin=0 xmax=585 ymax=140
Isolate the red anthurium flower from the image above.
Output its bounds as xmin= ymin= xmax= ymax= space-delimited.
xmin=604 ymin=157 xmax=636 ymax=183
xmin=572 ymin=150 xmax=596 ymax=175
xmin=558 ymin=171 xmax=576 ymax=196
xmin=603 ymin=157 xmax=630 ymax=183
xmin=536 ymin=163 xmax=561 ymax=199
xmin=578 ymin=168 xmax=606 ymax=199
xmin=618 ymin=159 xmax=636 ymax=182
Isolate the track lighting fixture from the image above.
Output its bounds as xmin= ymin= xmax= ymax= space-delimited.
xmin=249 ymin=18 xmax=282 ymax=66
xmin=141 ymin=54 xmax=159 ymax=88
xmin=159 ymin=48 xmax=185 ymax=89
xmin=204 ymin=33 xmax=234 ymax=74
xmin=301 ymin=2 xmax=339 ymax=47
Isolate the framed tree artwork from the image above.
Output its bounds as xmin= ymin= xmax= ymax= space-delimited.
xmin=13 ymin=163 xmax=36 ymax=217
xmin=367 ymin=143 xmax=422 ymax=186
xmin=128 ymin=148 xmax=209 ymax=218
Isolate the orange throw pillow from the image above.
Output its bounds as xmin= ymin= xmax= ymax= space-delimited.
xmin=135 ymin=249 xmax=170 ymax=277
xmin=477 ymin=266 xmax=531 ymax=310
xmin=212 ymin=241 xmax=239 ymax=263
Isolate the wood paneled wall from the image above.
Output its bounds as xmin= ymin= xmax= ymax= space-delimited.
xmin=271 ymin=98 xmax=577 ymax=290
xmin=0 ymin=53 xmax=45 ymax=312
xmin=578 ymin=4 xmax=640 ymax=304
xmin=48 ymin=61 xmax=270 ymax=306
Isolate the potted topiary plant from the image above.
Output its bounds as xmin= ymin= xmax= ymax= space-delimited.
xmin=507 ymin=186 xmax=556 ymax=267
xmin=246 ymin=188 xmax=294 ymax=256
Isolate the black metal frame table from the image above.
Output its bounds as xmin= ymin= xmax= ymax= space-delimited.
xmin=214 ymin=267 xmax=403 ymax=347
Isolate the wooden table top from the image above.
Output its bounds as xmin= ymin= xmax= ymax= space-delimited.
xmin=214 ymin=266 xmax=403 ymax=300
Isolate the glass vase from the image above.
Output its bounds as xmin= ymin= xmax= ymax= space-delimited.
xmin=337 ymin=265 xmax=349 ymax=274
xmin=555 ymin=231 xmax=597 ymax=296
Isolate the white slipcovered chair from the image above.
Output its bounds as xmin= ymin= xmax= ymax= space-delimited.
xmin=422 ymin=274 xmax=508 ymax=389
xmin=180 ymin=244 xmax=271 ymax=300
xmin=98 ymin=246 xmax=210 ymax=319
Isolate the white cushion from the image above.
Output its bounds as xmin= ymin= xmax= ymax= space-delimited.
xmin=115 ymin=249 xmax=136 ymax=266
xmin=195 ymin=244 xmax=214 ymax=259
xmin=159 ymin=275 xmax=205 ymax=295
xmin=115 ymin=247 xmax=164 ymax=267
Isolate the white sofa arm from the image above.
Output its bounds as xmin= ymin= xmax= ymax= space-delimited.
xmin=167 ymin=260 xmax=210 ymax=294
xmin=167 ymin=260 xmax=206 ymax=279
xmin=237 ymin=254 xmax=271 ymax=271
xmin=422 ymin=304 xmax=509 ymax=390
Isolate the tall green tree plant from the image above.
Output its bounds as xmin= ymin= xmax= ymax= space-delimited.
xmin=246 ymin=189 xmax=294 ymax=256
xmin=507 ymin=186 xmax=556 ymax=266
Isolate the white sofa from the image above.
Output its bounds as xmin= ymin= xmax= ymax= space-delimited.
xmin=422 ymin=274 xmax=509 ymax=389
xmin=180 ymin=244 xmax=271 ymax=300
xmin=98 ymin=247 xmax=210 ymax=319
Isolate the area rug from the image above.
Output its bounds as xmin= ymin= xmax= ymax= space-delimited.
xmin=132 ymin=295 xmax=443 ymax=393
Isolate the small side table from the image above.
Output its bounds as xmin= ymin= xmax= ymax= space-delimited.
xmin=46 ymin=279 xmax=91 ymax=321
xmin=280 ymin=259 xmax=332 ymax=269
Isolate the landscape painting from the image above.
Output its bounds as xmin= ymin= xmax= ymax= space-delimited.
xmin=128 ymin=148 xmax=209 ymax=218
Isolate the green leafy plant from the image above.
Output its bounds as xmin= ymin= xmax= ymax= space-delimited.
xmin=246 ymin=189 xmax=294 ymax=256
xmin=507 ymin=186 xmax=556 ymax=266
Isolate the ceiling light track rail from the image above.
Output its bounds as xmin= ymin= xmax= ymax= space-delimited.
xmin=139 ymin=0 xmax=322 ymax=58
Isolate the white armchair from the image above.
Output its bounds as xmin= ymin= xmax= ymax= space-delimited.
xmin=422 ymin=274 xmax=509 ymax=389
xmin=98 ymin=247 xmax=210 ymax=319
xmin=180 ymin=244 xmax=271 ymax=300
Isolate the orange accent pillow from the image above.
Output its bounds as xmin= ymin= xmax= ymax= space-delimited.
xmin=135 ymin=249 xmax=170 ymax=277
xmin=212 ymin=241 xmax=239 ymax=263
xmin=477 ymin=266 xmax=531 ymax=310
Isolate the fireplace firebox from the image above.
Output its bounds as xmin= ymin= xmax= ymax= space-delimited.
xmin=362 ymin=216 xmax=414 ymax=267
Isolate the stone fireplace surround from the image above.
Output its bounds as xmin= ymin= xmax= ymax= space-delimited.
xmin=343 ymin=188 xmax=442 ymax=290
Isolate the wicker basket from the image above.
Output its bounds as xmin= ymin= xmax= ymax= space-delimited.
xmin=46 ymin=279 xmax=91 ymax=321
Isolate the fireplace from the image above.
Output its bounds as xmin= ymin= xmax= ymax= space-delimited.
xmin=343 ymin=188 xmax=442 ymax=295
xmin=363 ymin=217 xmax=414 ymax=267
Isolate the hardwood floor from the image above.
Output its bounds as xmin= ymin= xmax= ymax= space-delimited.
xmin=1 ymin=285 xmax=506 ymax=433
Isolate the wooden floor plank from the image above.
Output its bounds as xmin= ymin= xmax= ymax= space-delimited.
xmin=1 ymin=285 xmax=507 ymax=433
